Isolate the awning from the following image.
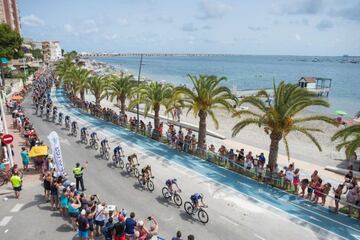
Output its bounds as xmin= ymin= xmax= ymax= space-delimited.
xmin=29 ymin=145 xmax=48 ymax=157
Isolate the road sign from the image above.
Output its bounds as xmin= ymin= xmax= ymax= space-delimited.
xmin=2 ymin=134 xmax=14 ymax=144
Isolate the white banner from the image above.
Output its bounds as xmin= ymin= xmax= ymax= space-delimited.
xmin=47 ymin=131 xmax=65 ymax=176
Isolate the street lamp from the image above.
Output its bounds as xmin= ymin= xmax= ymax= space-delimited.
xmin=136 ymin=54 xmax=144 ymax=130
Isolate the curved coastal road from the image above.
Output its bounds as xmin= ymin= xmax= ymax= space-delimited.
xmin=16 ymin=88 xmax=360 ymax=240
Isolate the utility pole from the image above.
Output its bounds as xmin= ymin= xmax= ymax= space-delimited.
xmin=0 ymin=91 xmax=14 ymax=167
xmin=136 ymin=54 xmax=143 ymax=130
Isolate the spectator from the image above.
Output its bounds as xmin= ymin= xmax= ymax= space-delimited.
xmin=125 ymin=212 xmax=137 ymax=238
xmin=236 ymin=149 xmax=245 ymax=164
xmin=77 ymin=209 xmax=90 ymax=240
xmin=113 ymin=215 xmax=126 ymax=240
xmin=20 ymin=147 xmax=30 ymax=171
xmin=208 ymin=144 xmax=215 ymax=153
xmin=332 ymin=184 xmax=344 ymax=213
xmin=103 ymin=217 xmax=114 ymax=240
xmin=95 ymin=202 xmax=107 ymax=236
xmin=10 ymin=172 xmax=22 ymax=199
xmin=293 ymin=169 xmax=300 ymax=193
xmin=299 ymin=178 xmax=309 ymax=197
xmin=258 ymin=153 xmax=266 ymax=168
xmin=147 ymin=216 xmax=159 ymax=239
xmin=68 ymin=196 xmax=81 ymax=231
xmin=187 ymin=235 xmax=195 ymax=240
xmin=172 ymin=231 xmax=182 ymax=240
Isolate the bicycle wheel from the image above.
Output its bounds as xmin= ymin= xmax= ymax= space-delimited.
xmin=119 ymin=159 xmax=124 ymax=169
xmin=174 ymin=193 xmax=183 ymax=207
xmin=125 ymin=163 xmax=131 ymax=173
xmin=198 ymin=209 xmax=209 ymax=224
xmin=184 ymin=201 xmax=194 ymax=215
xmin=137 ymin=175 xmax=143 ymax=185
xmin=162 ymin=187 xmax=171 ymax=200
xmin=134 ymin=168 xmax=139 ymax=178
xmin=147 ymin=180 xmax=154 ymax=192
xmin=84 ymin=138 xmax=88 ymax=145
xmin=105 ymin=151 xmax=110 ymax=160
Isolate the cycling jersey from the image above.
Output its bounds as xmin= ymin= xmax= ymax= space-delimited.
xmin=65 ymin=116 xmax=70 ymax=120
xmin=190 ymin=193 xmax=202 ymax=203
xmin=80 ymin=128 xmax=87 ymax=134
xmin=71 ymin=122 xmax=77 ymax=128
xmin=166 ymin=179 xmax=177 ymax=186
xmin=100 ymin=139 xmax=108 ymax=147
xmin=59 ymin=113 xmax=63 ymax=117
xmin=113 ymin=146 xmax=123 ymax=155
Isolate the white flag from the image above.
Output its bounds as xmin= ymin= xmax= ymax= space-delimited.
xmin=47 ymin=131 xmax=65 ymax=176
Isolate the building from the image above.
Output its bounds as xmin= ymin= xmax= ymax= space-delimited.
xmin=298 ymin=77 xmax=332 ymax=97
xmin=42 ymin=41 xmax=62 ymax=63
xmin=0 ymin=0 xmax=20 ymax=33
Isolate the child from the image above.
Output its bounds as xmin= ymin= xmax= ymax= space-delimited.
xmin=300 ymin=178 xmax=309 ymax=197
xmin=332 ymin=184 xmax=344 ymax=213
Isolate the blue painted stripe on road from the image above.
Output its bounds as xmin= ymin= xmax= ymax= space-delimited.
xmin=54 ymin=89 xmax=360 ymax=239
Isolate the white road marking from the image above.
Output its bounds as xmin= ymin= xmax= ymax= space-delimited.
xmin=215 ymin=172 xmax=226 ymax=177
xmin=10 ymin=203 xmax=24 ymax=213
xmin=237 ymin=181 xmax=251 ymax=188
xmin=195 ymin=163 xmax=206 ymax=169
xmin=309 ymin=216 xmax=320 ymax=222
xmin=0 ymin=216 xmax=13 ymax=226
xmin=220 ymin=215 xmax=239 ymax=226
xmin=350 ymin=234 xmax=360 ymax=240
xmin=254 ymin=233 xmax=267 ymax=240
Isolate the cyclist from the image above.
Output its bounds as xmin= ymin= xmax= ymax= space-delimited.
xmin=71 ymin=121 xmax=78 ymax=134
xmin=100 ymin=138 xmax=110 ymax=153
xmin=165 ymin=178 xmax=181 ymax=194
xmin=127 ymin=153 xmax=139 ymax=167
xmin=52 ymin=106 xmax=57 ymax=115
xmin=65 ymin=115 xmax=70 ymax=128
xmin=35 ymin=102 xmax=39 ymax=113
xmin=141 ymin=165 xmax=153 ymax=185
xmin=39 ymin=105 xmax=44 ymax=115
xmin=90 ymin=131 xmax=98 ymax=141
xmin=190 ymin=193 xmax=207 ymax=210
xmin=80 ymin=127 xmax=88 ymax=139
xmin=58 ymin=112 xmax=63 ymax=121
xmin=113 ymin=144 xmax=124 ymax=158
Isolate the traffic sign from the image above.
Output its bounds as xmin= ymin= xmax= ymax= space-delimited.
xmin=2 ymin=134 xmax=14 ymax=144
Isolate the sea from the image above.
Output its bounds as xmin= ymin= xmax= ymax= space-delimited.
xmin=95 ymin=55 xmax=360 ymax=117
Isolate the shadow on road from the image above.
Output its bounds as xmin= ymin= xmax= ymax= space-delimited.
xmin=56 ymin=223 xmax=73 ymax=233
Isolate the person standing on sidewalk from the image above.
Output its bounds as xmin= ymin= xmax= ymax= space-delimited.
xmin=20 ymin=147 xmax=30 ymax=171
xmin=10 ymin=172 xmax=22 ymax=199
xmin=73 ymin=161 xmax=88 ymax=191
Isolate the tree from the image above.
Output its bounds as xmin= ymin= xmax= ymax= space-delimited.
xmin=108 ymin=74 xmax=136 ymax=114
xmin=232 ymin=81 xmax=337 ymax=170
xmin=55 ymin=56 xmax=75 ymax=87
xmin=0 ymin=23 xmax=23 ymax=59
xmin=174 ymin=75 xmax=237 ymax=151
xmin=65 ymin=67 xmax=91 ymax=101
xmin=63 ymin=50 xmax=77 ymax=59
xmin=129 ymin=81 xmax=173 ymax=137
xmin=31 ymin=48 xmax=43 ymax=60
xmin=331 ymin=124 xmax=360 ymax=160
xmin=87 ymin=75 xmax=110 ymax=105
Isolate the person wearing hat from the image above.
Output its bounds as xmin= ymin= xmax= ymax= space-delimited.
xmin=73 ymin=161 xmax=88 ymax=191
xmin=76 ymin=209 xmax=90 ymax=240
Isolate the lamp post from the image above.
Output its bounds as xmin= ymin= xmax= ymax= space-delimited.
xmin=136 ymin=54 xmax=144 ymax=130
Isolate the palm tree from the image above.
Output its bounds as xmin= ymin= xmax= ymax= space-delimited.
xmin=87 ymin=75 xmax=110 ymax=106
xmin=108 ymin=74 xmax=136 ymax=114
xmin=174 ymin=74 xmax=237 ymax=151
xmin=64 ymin=67 xmax=91 ymax=101
xmin=129 ymin=81 xmax=173 ymax=137
xmin=331 ymin=124 xmax=360 ymax=160
xmin=55 ymin=56 xmax=74 ymax=87
xmin=232 ymin=81 xmax=337 ymax=170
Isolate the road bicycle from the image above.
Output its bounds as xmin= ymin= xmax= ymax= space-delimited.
xmin=71 ymin=126 xmax=78 ymax=137
xmin=112 ymin=153 xmax=124 ymax=169
xmin=162 ymin=187 xmax=182 ymax=207
xmin=58 ymin=114 xmax=63 ymax=125
xmin=46 ymin=111 xmax=50 ymax=121
xmin=138 ymin=175 xmax=155 ymax=192
xmin=52 ymin=112 xmax=57 ymax=122
xmin=80 ymin=132 xmax=88 ymax=145
xmin=125 ymin=163 xmax=140 ymax=178
xmin=184 ymin=201 xmax=209 ymax=224
xmin=89 ymin=138 xmax=99 ymax=150
xmin=99 ymin=146 xmax=110 ymax=160
xmin=65 ymin=120 xmax=70 ymax=130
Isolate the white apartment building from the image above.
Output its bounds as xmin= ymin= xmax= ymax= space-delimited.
xmin=42 ymin=41 xmax=62 ymax=63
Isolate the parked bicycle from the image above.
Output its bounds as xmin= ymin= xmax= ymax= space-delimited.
xmin=162 ymin=188 xmax=182 ymax=207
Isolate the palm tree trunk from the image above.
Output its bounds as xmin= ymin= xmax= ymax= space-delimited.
xmin=120 ymin=95 xmax=126 ymax=114
xmin=197 ymin=110 xmax=207 ymax=152
xmin=268 ymin=132 xmax=282 ymax=171
xmin=80 ymin=90 xmax=85 ymax=101
xmin=95 ymin=94 xmax=100 ymax=106
xmin=153 ymin=104 xmax=160 ymax=140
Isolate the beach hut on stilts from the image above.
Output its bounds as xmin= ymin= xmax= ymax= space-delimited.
xmin=298 ymin=76 xmax=332 ymax=97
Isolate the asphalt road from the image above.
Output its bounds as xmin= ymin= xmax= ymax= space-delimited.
xmin=0 ymin=89 xmax=358 ymax=240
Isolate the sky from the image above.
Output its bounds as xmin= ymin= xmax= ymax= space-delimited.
xmin=18 ymin=0 xmax=360 ymax=56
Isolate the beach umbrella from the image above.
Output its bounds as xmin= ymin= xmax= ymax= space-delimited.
xmin=335 ymin=110 xmax=347 ymax=116
xmin=11 ymin=95 xmax=23 ymax=101
xmin=29 ymin=145 xmax=48 ymax=158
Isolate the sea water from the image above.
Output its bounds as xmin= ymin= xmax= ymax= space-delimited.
xmin=96 ymin=55 xmax=360 ymax=116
